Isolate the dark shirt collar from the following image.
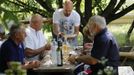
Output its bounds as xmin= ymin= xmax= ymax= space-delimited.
xmin=95 ymin=28 xmax=107 ymax=38
xmin=8 ymin=37 xmax=20 ymax=47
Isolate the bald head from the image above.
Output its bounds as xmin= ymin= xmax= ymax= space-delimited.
xmin=63 ymin=0 xmax=73 ymax=17
xmin=30 ymin=14 xmax=43 ymax=31
xmin=31 ymin=14 xmax=43 ymax=23
xmin=64 ymin=0 xmax=73 ymax=5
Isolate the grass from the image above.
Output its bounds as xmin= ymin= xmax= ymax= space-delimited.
xmin=44 ymin=24 xmax=134 ymax=47
xmin=108 ymin=24 xmax=134 ymax=47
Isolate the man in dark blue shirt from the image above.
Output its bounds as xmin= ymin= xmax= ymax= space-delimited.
xmin=0 ymin=25 xmax=40 ymax=73
xmin=90 ymin=27 xmax=120 ymax=75
xmin=68 ymin=15 xmax=120 ymax=75
xmin=0 ymin=38 xmax=24 ymax=72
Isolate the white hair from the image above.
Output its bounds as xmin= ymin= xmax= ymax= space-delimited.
xmin=88 ymin=15 xmax=106 ymax=29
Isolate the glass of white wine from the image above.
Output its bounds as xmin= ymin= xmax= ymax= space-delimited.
xmin=62 ymin=36 xmax=70 ymax=64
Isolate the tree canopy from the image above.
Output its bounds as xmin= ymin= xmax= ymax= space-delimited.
xmin=0 ymin=0 xmax=134 ymax=32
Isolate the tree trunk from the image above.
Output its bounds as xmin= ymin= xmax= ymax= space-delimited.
xmin=126 ymin=20 xmax=134 ymax=45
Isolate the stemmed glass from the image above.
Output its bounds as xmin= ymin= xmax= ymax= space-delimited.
xmin=62 ymin=36 xmax=70 ymax=64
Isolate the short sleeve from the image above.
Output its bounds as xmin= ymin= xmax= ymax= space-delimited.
xmin=53 ymin=10 xmax=60 ymax=25
xmin=74 ymin=12 xmax=80 ymax=26
xmin=24 ymin=35 xmax=34 ymax=49
xmin=41 ymin=31 xmax=47 ymax=45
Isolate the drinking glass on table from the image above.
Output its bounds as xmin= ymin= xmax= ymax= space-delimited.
xmin=62 ymin=36 xmax=70 ymax=64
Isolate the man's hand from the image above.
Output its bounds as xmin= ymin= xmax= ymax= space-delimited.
xmin=59 ymin=32 xmax=65 ymax=37
xmin=84 ymin=43 xmax=93 ymax=49
xmin=64 ymin=34 xmax=77 ymax=40
xmin=82 ymin=43 xmax=93 ymax=55
xmin=44 ymin=42 xmax=51 ymax=50
xmin=68 ymin=55 xmax=98 ymax=65
xmin=68 ymin=55 xmax=77 ymax=64
xmin=31 ymin=60 xmax=40 ymax=68
xmin=39 ymin=43 xmax=51 ymax=60
xmin=24 ymin=60 xmax=41 ymax=69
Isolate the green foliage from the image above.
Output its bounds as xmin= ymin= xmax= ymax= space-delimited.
xmin=27 ymin=0 xmax=39 ymax=8
xmin=0 ymin=0 xmax=55 ymax=31
xmin=42 ymin=23 xmax=52 ymax=32
xmin=5 ymin=61 xmax=26 ymax=75
xmin=2 ymin=10 xmax=19 ymax=29
xmin=0 ymin=0 xmax=6 ymax=5
xmin=97 ymin=57 xmax=116 ymax=75
xmin=45 ymin=0 xmax=54 ymax=5
xmin=0 ymin=7 xmax=19 ymax=30
xmin=92 ymin=0 xmax=109 ymax=15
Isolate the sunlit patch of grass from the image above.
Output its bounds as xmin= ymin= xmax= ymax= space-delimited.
xmin=130 ymin=33 xmax=134 ymax=45
xmin=108 ymin=24 xmax=134 ymax=47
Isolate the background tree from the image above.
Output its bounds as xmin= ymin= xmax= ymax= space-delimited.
xmin=0 ymin=0 xmax=134 ymax=42
xmin=126 ymin=20 xmax=134 ymax=45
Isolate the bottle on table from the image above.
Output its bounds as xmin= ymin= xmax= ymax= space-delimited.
xmin=56 ymin=34 xmax=63 ymax=66
xmin=51 ymin=38 xmax=58 ymax=65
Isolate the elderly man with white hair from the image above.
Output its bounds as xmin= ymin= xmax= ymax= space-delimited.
xmin=68 ymin=15 xmax=120 ymax=75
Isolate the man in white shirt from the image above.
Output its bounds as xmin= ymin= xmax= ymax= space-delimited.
xmin=24 ymin=14 xmax=51 ymax=61
xmin=53 ymin=0 xmax=80 ymax=46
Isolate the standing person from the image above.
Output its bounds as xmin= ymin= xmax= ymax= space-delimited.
xmin=68 ymin=15 xmax=120 ymax=75
xmin=24 ymin=14 xmax=51 ymax=61
xmin=53 ymin=0 xmax=80 ymax=46
xmin=0 ymin=24 xmax=40 ymax=73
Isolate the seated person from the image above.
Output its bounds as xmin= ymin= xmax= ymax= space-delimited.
xmin=24 ymin=14 xmax=51 ymax=61
xmin=0 ymin=24 xmax=40 ymax=73
xmin=68 ymin=15 xmax=120 ymax=75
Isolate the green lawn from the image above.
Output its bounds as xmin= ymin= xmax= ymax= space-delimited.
xmin=108 ymin=24 xmax=134 ymax=47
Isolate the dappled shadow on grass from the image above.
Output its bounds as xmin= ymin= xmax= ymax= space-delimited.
xmin=108 ymin=24 xmax=134 ymax=47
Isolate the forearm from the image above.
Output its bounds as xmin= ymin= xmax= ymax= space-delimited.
xmin=22 ymin=61 xmax=40 ymax=69
xmin=76 ymin=55 xmax=98 ymax=65
xmin=53 ymin=29 xmax=59 ymax=36
xmin=25 ymin=47 xmax=45 ymax=57
xmin=53 ymin=24 xmax=60 ymax=36
xmin=74 ymin=26 xmax=79 ymax=36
